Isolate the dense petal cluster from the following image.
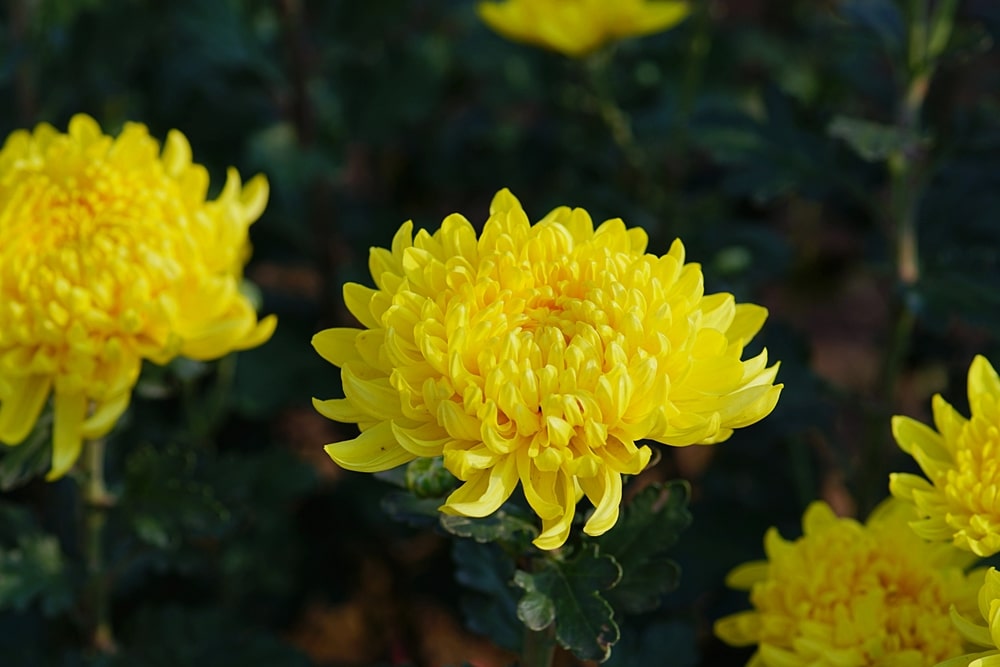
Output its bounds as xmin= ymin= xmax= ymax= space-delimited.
xmin=0 ymin=114 xmax=276 ymax=479
xmin=477 ymin=0 xmax=690 ymax=58
xmin=890 ymin=356 xmax=1000 ymax=557
xmin=313 ymin=189 xmax=781 ymax=549
xmin=941 ymin=568 xmax=1000 ymax=667
xmin=715 ymin=500 xmax=980 ymax=667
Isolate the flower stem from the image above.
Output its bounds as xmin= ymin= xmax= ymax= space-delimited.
xmin=83 ymin=438 xmax=117 ymax=654
xmin=861 ymin=0 xmax=955 ymax=511
xmin=521 ymin=624 xmax=556 ymax=667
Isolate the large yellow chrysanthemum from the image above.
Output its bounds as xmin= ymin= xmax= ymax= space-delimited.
xmin=313 ymin=189 xmax=781 ymax=550
xmin=890 ymin=356 xmax=1000 ymax=557
xmin=941 ymin=568 xmax=1000 ymax=667
xmin=715 ymin=500 xmax=981 ymax=667
xmin=0 ymin=114 xmax=276 ymax=479
xmin=477 ymin=0 xmax=690 ymax=58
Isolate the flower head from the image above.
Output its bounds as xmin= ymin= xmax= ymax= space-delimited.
xmin=715 ymin=499 xmax=981 ymax=667
xmin=941 ymin=568 xmax=1000 ymax=667
xmin=477 ymin=0 xmax=690 ymax=58
xmin=890 ymin=355 xmax=1000 ymax=557
xmin=313 ymin=189 xmax=781 ymax=549
xmin=0 ymin=114 xmax=276 ymax=479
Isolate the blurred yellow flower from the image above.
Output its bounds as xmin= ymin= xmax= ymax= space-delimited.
xmin=313 ymin=188 xmax=781 ymax=550
xmin=0 ymin=114 xmax=276 ymax=480
xmin=477 ymin=0 xmax=690 ymax=58
xmin=941 ymin=568 xmax=1000 ymax=667
xmin=715 ymin=500 xmax=981 ymax=667
xmin=890 ymin=355 xmax=1000 ymax=557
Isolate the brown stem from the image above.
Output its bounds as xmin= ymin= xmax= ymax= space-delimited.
xmin=83 ymin=438 xmax=117 ymax=654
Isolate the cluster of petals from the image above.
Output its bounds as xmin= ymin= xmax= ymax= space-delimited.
xmin=890 ymin=355 xmax=1000 ymax=557
xmin=313 ymin=188 xmax=781 ymax=549
xmin=477 ymin=0 xmax=690 ymax=58
xmin=715 ymin=499 xmax=981 ymax=667
xmin=0 ymin=114 xmax=276 ymax=479
xmin=943 ymin=567 xmax=1000 ymax=667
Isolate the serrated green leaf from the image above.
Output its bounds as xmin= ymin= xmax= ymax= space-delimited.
xmin=828 ymin=115 xmax=922 ymax=162
xmin=593 ymin=480 xmax=692 ymax=614
xmin=514 ymin=545 xmax=622 ymax=662
xmin=516 ymin=589 xmax=555 ymax=631
xmin=439 ymin=510 xmax=538 ymax=546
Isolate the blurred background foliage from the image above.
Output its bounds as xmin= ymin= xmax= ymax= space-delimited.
xmin=1 ymin=0 xmax=999 ymax=665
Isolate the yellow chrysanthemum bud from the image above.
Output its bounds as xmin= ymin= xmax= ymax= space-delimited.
xmin=313 ymin=188 xmax=781 ymax=550
xmin=715 ymin=499 xmax=981 ymax=667
xmin=0 ymin=114 xmax=276 ymax=479
xmin=890 ymin=355 xmax=1000 ymax=557
xmin=477 ymin=0 xmax=690 ymax=58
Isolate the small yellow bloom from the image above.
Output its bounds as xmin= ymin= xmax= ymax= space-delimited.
xmin=890 ymin=355 xmax=1000 ymax=557
xmin=477 ymin=0 xmax=690 ymax=58
xmin=0 ymin=114 xmax=276 ymax=479
xmin=313 ymin=189 xmax=781 ymax=550
xmin=941 ymin=568 xmax=1000 ymax=667
xmin=715 ymin=499 xmax=981 ymax=667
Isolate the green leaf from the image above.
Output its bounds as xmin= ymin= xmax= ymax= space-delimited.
xmin=0 ymin=534 xmax=74 ymax=616
xmin=838 ymin=0 xmax=905 ymax=53
xmin=514 ymin=586 xmax=555 ymax=631
xmin=604 ymin=619 xmax=698 ymax=667
xmin=593 ymin=481 xmax=692 ymax=615
xmin=0 ymin=414 xmax=51 ymax=491
xmin=120 ymin=443 xmax=230 ymax=550
xmin=828 ymin=115 xmax=922 ymax=162
xmin=439 ymin=510 xmax=538 ymax=547
xmin=380 ymin=490 xmax=443 ymax=529
xmin=452 ymin=540 xmax=522 ymax=652
xmin=514 ymin=545 xmax=622 ymax=662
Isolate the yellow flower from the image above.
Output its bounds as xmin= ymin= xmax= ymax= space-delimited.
xmin=890 ymin=355 xmax=1000 ymax=557
xmin=941 ymin=568 xmax=1000 ymax=667
xmin=715 ymin=499 xmax=981 ymax=667
xmin=313 ymin=188 xmax=781 ymax=550
xmin=0 ymin=114 xmax=276 ymax=480
xmin=477 ymin=0 xmax=690 ymax=58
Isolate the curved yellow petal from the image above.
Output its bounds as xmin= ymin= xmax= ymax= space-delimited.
xmin=441 ymin=453 xmax=517 ymax=517
xmin=0 ymin=375 xmax=52 ymax=445
xmin=46 ymin=392 xmax=87 ymax=480
xmin=324 ymin=421 xmax=414 ymax=472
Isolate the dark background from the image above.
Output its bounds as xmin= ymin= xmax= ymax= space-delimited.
xmin=1 ymin=0 xmax=999 ymax=665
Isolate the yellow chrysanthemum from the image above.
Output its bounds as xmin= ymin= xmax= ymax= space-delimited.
xmin=0 ymin=114 xmax=276 ymax=479
xmin=313 ymin=188 xmax=781 ymax=550
xmin=715 ymin=499 xmax=981 ymax=667
xmin=890 ymin=356 xmax=1000 ymax=557
xmin=477 ymin=0 xmax=690 ymax=58
xmin=940 ymin=568 xmax=1000 ymax=667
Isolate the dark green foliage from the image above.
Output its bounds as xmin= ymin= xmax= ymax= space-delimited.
xmin=514 ymin=544 xmax=622 ymax=662
xmin=0 ymin=515 xmax=74 ymax=615
xmin=453 ymin=539 xmax=523 ymax=652
xmin=1 ymin=0 xmax=999 ymax=665
xmin=592 ymin=481 xmax=692 ymax=615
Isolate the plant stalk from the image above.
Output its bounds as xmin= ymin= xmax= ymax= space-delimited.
xmin=521 ymin=624 xmax=556 ymax=667
xmin=83 ymin=438 xmax=117 ymax=654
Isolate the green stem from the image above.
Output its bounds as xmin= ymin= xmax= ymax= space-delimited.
xmin=83 ymin=438 xmax=117 ymax=654
xmin=521 ymin=624 xmax=556 ymax=667
xmin=860 ymin=0 xmax=956 ymax=510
